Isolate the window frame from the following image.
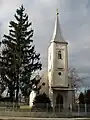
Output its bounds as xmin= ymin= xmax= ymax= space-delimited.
xmin=58 ymin=50 xmax=62 ymax=59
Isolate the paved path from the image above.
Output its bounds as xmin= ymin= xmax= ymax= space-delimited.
xmin=0 ymin=117 xmax=89 ymax=120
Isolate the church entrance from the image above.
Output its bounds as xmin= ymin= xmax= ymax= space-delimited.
xmin=56 ymin=94 xmax=63 ymax=111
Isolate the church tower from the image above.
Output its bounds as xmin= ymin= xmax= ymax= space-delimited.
xmin=48 ymin=10 xmax=73 ymax=110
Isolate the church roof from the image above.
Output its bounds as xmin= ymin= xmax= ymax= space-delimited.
xmin=52 ymin=9 xmax=66 ymax=43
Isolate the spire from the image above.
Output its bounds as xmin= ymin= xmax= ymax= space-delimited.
xmin=52 ymin=9 xmax=66 ymax=43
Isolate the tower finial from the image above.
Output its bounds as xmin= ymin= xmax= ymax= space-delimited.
xmin=56 ymin=9 xmax=59 ymax=15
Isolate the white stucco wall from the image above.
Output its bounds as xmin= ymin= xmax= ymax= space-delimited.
xmin=39 ymin=72 xmax=49 ymax=96
xmin=48 ymin=42 xmax=68 ymax=87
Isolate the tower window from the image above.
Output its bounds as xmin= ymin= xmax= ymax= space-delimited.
xmin=58 ymin=72 xmax=61 ymax=76
xmin=58 ymin=50 xmax=62 ymax=59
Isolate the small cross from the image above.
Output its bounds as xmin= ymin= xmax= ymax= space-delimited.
xmin=56 ymin=9 xmax=59 ymax=15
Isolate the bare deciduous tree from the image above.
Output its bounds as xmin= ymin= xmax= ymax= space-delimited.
xmin=68 ymin=68 xmax=82 ymax=90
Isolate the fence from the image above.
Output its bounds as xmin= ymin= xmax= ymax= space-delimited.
xmin=0 ymin=102 xmax=90 ymax=117
xmin=0 ymin=102 xmax=89 ymax=112
xmin=31 ymin=103 xmax=90 ymax=113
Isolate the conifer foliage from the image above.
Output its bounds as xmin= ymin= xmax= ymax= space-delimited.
xmin=0 ymin=5 xmax=42 ymax=105
xmin=33 ymin=93 xmax=51 ymax=110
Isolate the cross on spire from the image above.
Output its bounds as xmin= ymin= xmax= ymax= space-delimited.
xmin=56 ymin=9 xmax=59 ymax=15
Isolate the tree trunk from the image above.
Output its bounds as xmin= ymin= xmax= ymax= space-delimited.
xmin=15 ymin=79 xmax=19 ymax=108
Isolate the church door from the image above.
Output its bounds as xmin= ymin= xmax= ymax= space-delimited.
xmin=56 ymin=94 xmax=63 ymax=111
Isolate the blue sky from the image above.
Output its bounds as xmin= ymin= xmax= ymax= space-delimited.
xmin=0 ymin=0 xmax=90 ymax=87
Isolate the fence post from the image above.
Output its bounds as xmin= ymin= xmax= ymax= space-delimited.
xmin=53 ymin=104 xmax=55 ymax=113
xmin=46 ymin=103 xmax=48 ymax=112
xmin=70 ymin=104 xmax=72 ymax=112
xmin=85 ymin=103 xmax=87 ymax=115
xmin=58 ymin=104 xmax=60 ymax=112
xmin=78 ymin=104 xmax=80 ymax=116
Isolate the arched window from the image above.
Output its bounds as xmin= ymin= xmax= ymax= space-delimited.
xmin=58 ymin=50 xmax=62 ymax=59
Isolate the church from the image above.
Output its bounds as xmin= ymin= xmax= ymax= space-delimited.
xmin=30 ymin=10 xmax=74 ymax=110
xmin=40 ymin=10 xmax=74 ymax=110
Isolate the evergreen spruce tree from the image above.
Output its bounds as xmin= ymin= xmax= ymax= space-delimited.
xmin=0 ymin=5 xmax=42 ymax=106
xmin=33 ymin=93 xmax=51 ymax=110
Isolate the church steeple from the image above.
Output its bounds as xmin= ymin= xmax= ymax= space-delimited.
xmin=48 ymin=9 xmax=72 ymax=110
xmin=52 ymin=9 xmax=66 ymax=43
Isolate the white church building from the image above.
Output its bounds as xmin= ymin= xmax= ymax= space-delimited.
xmin=29 ymin=10 xmax=74 ymax=110
xmin=40 ymin=10 xmax=74 ymax=110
